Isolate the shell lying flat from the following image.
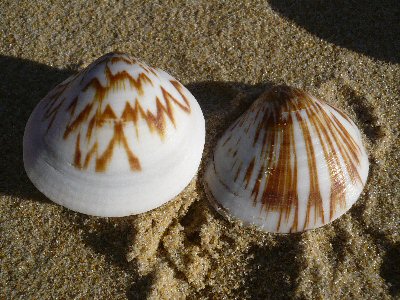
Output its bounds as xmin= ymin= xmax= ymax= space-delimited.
xmin=23 ymin=52 xmax=205 ymax=217
xmin=204 ymin=86 xmax=369 ymax=233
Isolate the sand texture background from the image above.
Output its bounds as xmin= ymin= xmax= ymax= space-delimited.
xmin=0 ymin=1 xmax=399 ymax=299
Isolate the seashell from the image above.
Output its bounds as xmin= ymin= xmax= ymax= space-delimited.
xmin=23 ymin=52 xmax=205 ymax=217
xmin=204 ymin=86 xmax=369 ymax=233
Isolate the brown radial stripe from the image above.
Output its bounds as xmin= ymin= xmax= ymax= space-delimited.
xmin=86 ymin=115 xmax=96 ymax=141
xmin=234 ymin=161 xmax=243 ymax=182
xmin=43 ymin=82 xmax=69 ymax=112
xmin=43 ymin=95 xmax=62 ymax=116
xmin=148 ymin=67 xmax=159 ymax=77
xmin=253 ymin=110 xmax=268 ymax=146
xmin=83 ymin=142 xmax=98 ymax=169
xmin=277 ymin=114 xmax=298 ymax=231
xmin=63 ymin=103 xmax=94 ymax=139
xmin=67 ymin=96 xmax=78 ymax=116
xmin=212 ymin=155 xmax=239 ymax=197
xmin=251 ymin=119 xmax=275 ymax=205
xmin=259 ymin=128 xmax=281 ymax=213
xmin=45 ymin=99 xmax=64 ymax=132
xmin=251 ymin=167 xmax=263 ymax=206
xmin=254 ymin=108 xmax=261 ymax=124
xmin=120 ymin=101 xmax=140 ymax=138
xmin=244 ymin=119 xmax=252 ymax=133
xmin=43 ymin=84 xmax=71 ymax=132
xmin=222 ymin=134 xmax=232 ymax=147
xmin=230 ymin=158 xmax=239 ymax=171
xmin=117 ymin=122 xmax=141 ymax=171
xmin=244 ymin=158 xmax=255 ymax=188
xmin=73 ymin=133 xmax=82 ymax=169
xmin=238 ymin=113 xmax=248 ymax=128
xmin=229 ymin=118 xmax=241 ymax=132
xmin=259 ymin=123 xmax=271 ymax=158
xmin=288 ymin=117 xmax=299 ymax=232
xmin=326 ymin=102 xmax=352 ymax=123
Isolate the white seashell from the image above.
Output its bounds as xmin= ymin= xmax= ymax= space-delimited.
xmin=204 ymin=86 xmax=369 ymax=233
xmin=23 ymin=52 xmax=205 ymax=217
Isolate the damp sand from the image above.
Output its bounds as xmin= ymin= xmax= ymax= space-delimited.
xmin=0 ymin=1 xmax=399 ymax=299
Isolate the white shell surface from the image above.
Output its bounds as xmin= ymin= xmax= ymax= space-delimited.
xmin=23 ymin=52 xmax=205 ymax=217
xmin=205 ymin=86 xmax=369 ymax=233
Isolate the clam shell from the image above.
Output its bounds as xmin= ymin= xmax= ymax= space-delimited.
xmin=23 ymin=52 xmax=205 ymax=217
xmin=204 ymin=86 xmax=369 ymax=233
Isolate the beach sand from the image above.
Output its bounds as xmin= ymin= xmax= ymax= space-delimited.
xmin=0 ymin=1 xmax=399 ymax=299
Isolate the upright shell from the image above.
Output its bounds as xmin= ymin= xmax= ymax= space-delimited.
xmin=204 ymin=86 xmax=369 ymax=233
xmin=23 ymin=52 xmax=205 ymax=217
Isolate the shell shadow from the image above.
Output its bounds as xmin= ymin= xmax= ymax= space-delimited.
xmin=186 ymin=80 xmax=271 ymax=121
xmin=0 ymin=55 xmax=75 ymax=203
xmin=238 ymin=235 xmax=303 ymax=299
xmin=339 ymin=84 xmax=384 ymax=143
xmin=83 ymin=218 xmax=155 ymax=300
xmin=64 ymin=212 xmax=154 ymax=299
xmin=268 ymin=0 xmax=400 ymax=63
xmin=381 ymin=242 xmax=400 ymax=297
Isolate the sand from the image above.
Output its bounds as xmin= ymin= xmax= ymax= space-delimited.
xmin=0 ymin=1 xmax=399 ymax=299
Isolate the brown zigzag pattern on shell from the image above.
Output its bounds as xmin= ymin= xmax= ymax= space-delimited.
xmin=42 ymin=54 xmax=191 ymax=172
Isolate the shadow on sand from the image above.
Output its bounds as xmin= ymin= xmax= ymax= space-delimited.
xmin=0 ymin=56 xmax=75 ymax=202
xmin=269 ymin=0 xmax=400 ymax=63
